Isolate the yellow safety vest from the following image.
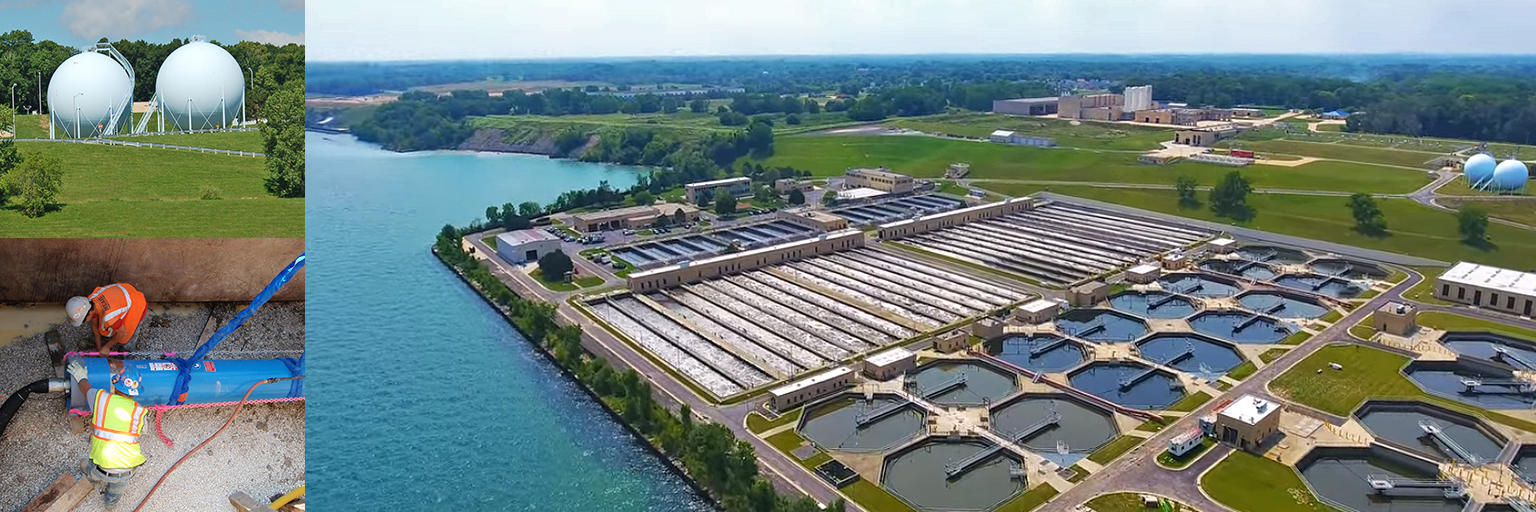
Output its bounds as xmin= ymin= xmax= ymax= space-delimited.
xmin=89 ymin=388 xmax=147 ymax=469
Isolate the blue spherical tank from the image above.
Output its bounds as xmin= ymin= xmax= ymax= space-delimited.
xmin=1492 ymin=159 xmax=1529 ymax=191
xmin=1465 ymin=153 xmax=1497 ymax=185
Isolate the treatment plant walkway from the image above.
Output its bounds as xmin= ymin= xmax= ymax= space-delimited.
xmin=460 ymin=235 xmax=867 ymax=512
xmin=1035 ymin=269 xmax=1425 ymax=512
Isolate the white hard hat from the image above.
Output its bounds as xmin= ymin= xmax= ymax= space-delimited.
xmin=65 ymin=296 xmax=90 ymax=327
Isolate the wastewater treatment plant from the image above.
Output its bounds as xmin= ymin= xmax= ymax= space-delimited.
xmin=456 ymin=185 xmax=1536 ymax=512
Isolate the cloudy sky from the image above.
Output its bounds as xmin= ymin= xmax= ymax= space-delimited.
xmin=308 ymin=0 xmax=1536 ymax=61
xmin=1 ymin=0 xmax=304 ymax=47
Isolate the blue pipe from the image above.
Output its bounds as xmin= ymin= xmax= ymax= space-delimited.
xmin=68 ymin=357 xmax=302 ymax=408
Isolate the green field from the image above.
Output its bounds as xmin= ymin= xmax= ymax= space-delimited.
xmin=108 ymin=130 xmax=266 ymax=153
xmin=762 ymin=136 xmax=1432 ymax=193
xmin=0 ymin=197 xmax=302 ymax=237
xmin=978 ymin=184 xmax=1536 ymax=269
xmin=1202 ymin=451 xmax=1342 ymax=512
xmin=1220 ymin=137 xmax=1445 ymax=168
xmin=1227 ymin=362 xmax=1258 ymax=380
xmin=885 ymin=112 xmax=1175 ymax=150
xmin=12 ymin=114 xmax=49 ymax=139
xmin=1086 ymin=435 xmax=1143 ymax=464
xmin=1089 ymin=493 xmax=1189 ymax=512
xmin=995 ymin=484 xmax=1060 ymax=512
xmin=1166 ymin=391 xmax=1212 ymax=412
xmin=472 ymin=111 xmax=861 ymax=139
xmin=1260 ymin=348 xmax=1290 ymax=363
xmin=1417 ymin=312 xmax=1536 ymax=340
xmin=0 ymin=141 xmax=299 ymax=237
xmin=1401 ymin=266 xmax=1453 ymax=305
xmin=1440 ymin=198 xmax=1536 ymax=226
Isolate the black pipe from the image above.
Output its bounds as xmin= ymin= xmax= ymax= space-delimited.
xmin=0 ymin=378 xmax=67 ymax=438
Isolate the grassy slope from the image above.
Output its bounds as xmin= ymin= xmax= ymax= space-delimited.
xmin=1222 ymin=137 xmax=1445 ymax=168
xmin=108 ymin=130 xmax=266 ymax=153
xmin=16 ymin=141 xmax=270 ymax=200
xmin=1440 ymin=198 xmax=1536 ymax=227
xmin=1416 ymin=312 xmax=1536 ymax=340
xmin=886 ymin=113 xmax=1175 ymax=150
xmin=761 ymin=136 xmax=1431 ymax=193
xmin=979 ymin=184 xmax=1536 ymax=269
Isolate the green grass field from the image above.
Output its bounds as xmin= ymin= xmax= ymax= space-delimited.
xmin=1202 ymin=451 xmax=1342 ymax=512
xmin=1157 ymin=438 xmax=1215 ymax=469
xmin=1227 ymin=362 xmax=1258 ymax=380
xmin=1260 ymin=348 xmax=1290 ymax=363
xmin=885 ymin=112 xmax=1176 ymax=151
xmin=1090 ymin=493 xmax=1187 ymax=512
xmin=1401 ymin=266 xmax=1453 ymax=305
xmin=1268 ymin=344 xmax=1420 ymax=415
xmin=745 ymin=409 xmax=802 ymax=434
xmin=1220 ymin=137 xmax=1445 ymax=168
xmin=762 ymin=136 xmax=1432 ymax=193
xmin=12 ymin=114 xmax=50 ymax=138
xmin=1167 ymin=391 xmax=1213 ymax=412
xmin=1440 ymin=198 xmax=1536 ymax=226
xmin=108 ymin=130 xmax=266 ymax=153
xmin=0 ymin=197 xmax=302 ymax=237
xmin=1086 ymin=436 xmax=1143 ymax=464
xmin=843 ymin=480 xmax=917 ymax=512
xmin=977 ymin=184 xmax=1536 ymax=269
xmin=0 ymin=141 xmax=298 ymax=236
xmin=995 ymin=484 xmax=1060 ymax=512
xmin=1416 ymin=312 xmax=1536 ymax=340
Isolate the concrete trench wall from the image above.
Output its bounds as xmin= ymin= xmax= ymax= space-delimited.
xmin=0 ymin=238 xmax=305 ymax=302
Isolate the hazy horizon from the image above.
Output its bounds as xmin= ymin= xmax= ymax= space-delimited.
xmin=308 ymin=0 xmax=1536 ymax=62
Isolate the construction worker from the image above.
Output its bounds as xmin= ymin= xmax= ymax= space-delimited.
xmin=65 ymin=357 xmax=147 ymax=509
xmin=65 ymin=283 xmax=148 ymax=356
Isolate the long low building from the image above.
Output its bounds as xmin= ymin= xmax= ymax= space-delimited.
xmin=876 ymin=196 xmax=1036 ymax=239
xmin=685 ymin=177 xmax=752 ymax=204
xmin=845 ymin=167 xmax=914 ymax=194
xmin=1435 ymin=262 xmax=1536 ymax=317
xmin=769 ymin=367 xmax=853 ymax=411
xmin=569 ymin=203 xmax=699 ymax=233
xmin=627 ymin=229 xmax=866 ymax=291
xmin=495 ymin=229 xmax=562 ymax=264
xmin=992 ymin=97 xmax=1059 ymax=116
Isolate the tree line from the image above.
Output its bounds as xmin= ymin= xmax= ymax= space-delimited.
xmin=434 ymin=232 xmax=845 ymax=512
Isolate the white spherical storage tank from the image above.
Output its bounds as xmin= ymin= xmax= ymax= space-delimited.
xmin=47 ymin=51 xmax=133 ymax=138
xmin=1464 ymin=153 xmax=1497 ymax=186
xmin=156 ymin=39 xmax=245 ymax=131
xmin=1492 ymin=159 xmax=1529 ymax=191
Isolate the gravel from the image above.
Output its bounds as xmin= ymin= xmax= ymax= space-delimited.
xmin=0 ymin=302 xmax=305 ymax=512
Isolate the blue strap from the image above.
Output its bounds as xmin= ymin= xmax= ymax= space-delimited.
xmin=168 ymin=253 xmax=306 ymax=405
xmin=276 ymin=354 xmax=304 ymax=398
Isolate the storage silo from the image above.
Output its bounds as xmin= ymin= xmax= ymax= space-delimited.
xmin=155 ymin=37 xmax=245 ymax=131
xmin=1491 ymin=159 xmax=1529 ymax=192
xmin=1464 ymin=153 xmax=1496 ymax=187
xmin=46 ymin=44 xmax=134 ymax=138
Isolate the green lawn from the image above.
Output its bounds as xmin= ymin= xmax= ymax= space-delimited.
xmin=1440 ymin=198 xmax=1536 ymax=227
xmin=1268 ymin=344 xmax=1422 ymax=415
xmin=1090 ymin=493 xmax=1188 ymax=512
xmin=0 ymin=197 xmax=302 ymax=237
xmin=1086 ymin=435 xmax=1143 ymax=464
xmin=1260 ymin=348 xmax=1290 ymax=364
xmin=976 ymin=184 xmax=1536 ymax=269
xmin=746 ymin=409 xmax=803 ymax=433
xmin=843 ymin=479 xmax=917 ymax=512
xmin=481 ymin=235 xmax=498 ymax=250
xmin=15 ymin=141 xmax=271 ymax=200
xmin=887 ymin=112 xmax=1176 ymax=151
xmin=1227 ymin=362 xmax=1258 ymax=380
xmin=1401 ymin=266 xmax=1453 ymax=305
xmin=1136 ymin=419 xmax=1167 ymax=432
xmin=1349 ymin=324 xmax=1377 ymax=340
xmin=531 ymin=268 xmax=579 ymax=292
xmin=1156 ymin=438 xmax=1215 ymax=469
xmin=995 ymin=483 xmax=1060 ymax=512
xmin=1320 ymin=310 xmax=1344 ymax=323
xmin=1202 ymin=450 xmax=1343 ymax=512
xmin=108 ymin=129 xmax=266 ymax=153
xmin=1282 ymin=331 xmax=1314 ymax=345
xmin=12 ymin=114 xmax=49 ymax=139
xmin=1166 ymin=391 xmax=1213 ymax=412
xmin=1417 ymin=312 xmax=1536 ymax=340
xmin=1220 ymin=137 xmax=1445 ymax=168
xmin=761 ymin=136 xmax=1432 ymax=193
xmin=766 ymin=429 xmax=809 ymax=454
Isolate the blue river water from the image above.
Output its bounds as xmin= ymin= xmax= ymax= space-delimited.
xmin=305 ymin=132 xmax=716 ymax=511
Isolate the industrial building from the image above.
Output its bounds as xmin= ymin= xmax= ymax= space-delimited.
xmin=776 ymin=208 xmax=849 ymax=231
xmin=1167 ymin=427 xmax=1204 ymax=457
xmin=774 ymin=178 xmax=813 ymax=194
xmin=1013 ymin=299 xmax=1060 ymax=324
xmin=1174 ymin=126 xmax=1239 ymax=147
xmin=1434 ymin=262 xmax=1536 ymax=317
xmin=989 ymin=130 xmax=1057 ymax=147
xmin=1126 ymin=263 xmax=1162 ymax=284
xmin=569 ymin=203 xmax=700 ymax=233
xmin=1059 ymin=93 xmax=1125 ymax=121
xmin=685 ymin=177 xmax=752 ymax=204
xmin=1068 ymin=281 xmax=1108 ymax=306
xmin=627 ymin=229 xmax=866 ymax=291
xmin=862 ymin=347 xmax=916 ymax=380
xmin=1320 ymin=110 xmax=1352 ymax=120
xmin=1372 ymin=302 xmax=1419 ymax=336
xmin=1210 ymin=394 xmax=1281 ymax=451
xmin=1123 ymin=85 xmax=1153 ymax=112
xmin=1133 ymin=107 xmax=1232 ymax=126
xmin=1231 ymin=108 xmax=1266 ymax=119
xmin=495 ymin=229 xmax=563 ymax=264
xmin=845 ymin=168 xmax=915 ymax=194
xmin=992 ymin=96 xmax=1060 ymax=116
xmin=769 ymin=367 xmax=853 ymax=411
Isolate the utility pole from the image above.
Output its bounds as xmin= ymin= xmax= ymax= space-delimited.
xmin=10 ymin=83 xmax=15 ymax=136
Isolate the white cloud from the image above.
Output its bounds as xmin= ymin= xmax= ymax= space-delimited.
xmin=235 ymin=29 xmax=304 ymax=46
xmin=277 ymin=0 xmax=301 ymax=12
xmin=58 ymin=0 xmax=194 ymax=40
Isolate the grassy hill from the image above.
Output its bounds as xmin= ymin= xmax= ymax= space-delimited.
xmin=758 ymin=135 xmax=1433 ymax=193
xmin=0 ymin=141 xmax=300 ymax=237
xmin=107 ymin=130 xmax=266 ymax=153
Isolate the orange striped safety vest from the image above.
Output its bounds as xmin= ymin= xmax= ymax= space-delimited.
xmin=89 ymin=283 xmax=147 ymax=341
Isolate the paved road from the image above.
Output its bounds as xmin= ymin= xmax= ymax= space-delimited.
xmin=1036 ymin=269 xmax=1426 ymax=512
xmin=1036 ymin=192 xmax=1446 ymax=267
xmin=462 ymin=236 xmax=863 ymax=511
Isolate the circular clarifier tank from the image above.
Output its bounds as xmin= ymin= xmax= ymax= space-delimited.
xmin=798 ymin=395 xmax=926 ymax=452
xmin=1068 ymin=361 xmax=1185 ymax=410
xmin=1237 ymin=245 xmax=1311 ymax=264
xmin=984 ymin=334 xmax=1086 ymax=373
xmin=1236 ymin=291 xmax=1329 ymax=319
xmin=989 ymin=395 xmax=1117 ymax=453
xmin=881 ymin=439 xmax=1023 ymax=511
xmin=1136 ymin=333 xmax=1245 ymax=374
xmin=1273 ymin=273 xmax=1363 ymax=299
xmin=1109 ymin=291 xmax=1197 ymax=319
xmin=1054 ymin=309 xmax=1148 ymax=343
xmin=1404 ymin=360 xmax=1536 ymax=409
xmin=907 ymin=361 xmax=1019 ymax=407
xmin=1439 ymin=332 xmax=1536 ymax=367
xmin=1308 ymin=258 xmax=1390 ymax=281
xmin=1189 ymin=311 xmax=1292 ymax=344
xmin=1198 ymin=259 xmax=1278 ymax=281
xmin=1158 ymin=273 xmax=1240 ymax=298
xmin=1356 ymin=404 xmax=1504 ymax=463
xmin=1299 ymin=447 xmax=1466 ymax=512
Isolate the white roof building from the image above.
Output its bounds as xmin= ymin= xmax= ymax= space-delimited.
xmin=866 ymin=347 xmax=914 ymax=367
xmin=1440 ymin=262 xmax=1536 ymax=298
xmin=1219 ymin=394 xmax=1280 ymax=425
xmin=769 ymin=367 xmax=853 ymax=398
xmin=839 ymin=187 xmax=888 ymax=200
xmin=1020 ymin=299 xmax=1058 ymax=314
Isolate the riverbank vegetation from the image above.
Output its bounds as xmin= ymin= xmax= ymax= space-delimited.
xmin=435 ymin=232 xmax=845 ymax=512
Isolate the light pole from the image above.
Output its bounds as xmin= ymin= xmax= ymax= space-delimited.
xmin=73 ymin=93 xmax=83 ymax=138
xmin=10 ymin=83 xmax=15 ymax=137
xmin=246 ymin=67 xmax=253 ymax=128
xmin=36 ymin=71 xmax=41 ymax=115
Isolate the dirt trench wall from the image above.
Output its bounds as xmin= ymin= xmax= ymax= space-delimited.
xmin=0 ymin=238 xmax=305 ymax=302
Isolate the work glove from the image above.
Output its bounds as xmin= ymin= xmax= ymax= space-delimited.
xmin=66 ymin=360 xmax=88 ymax=382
